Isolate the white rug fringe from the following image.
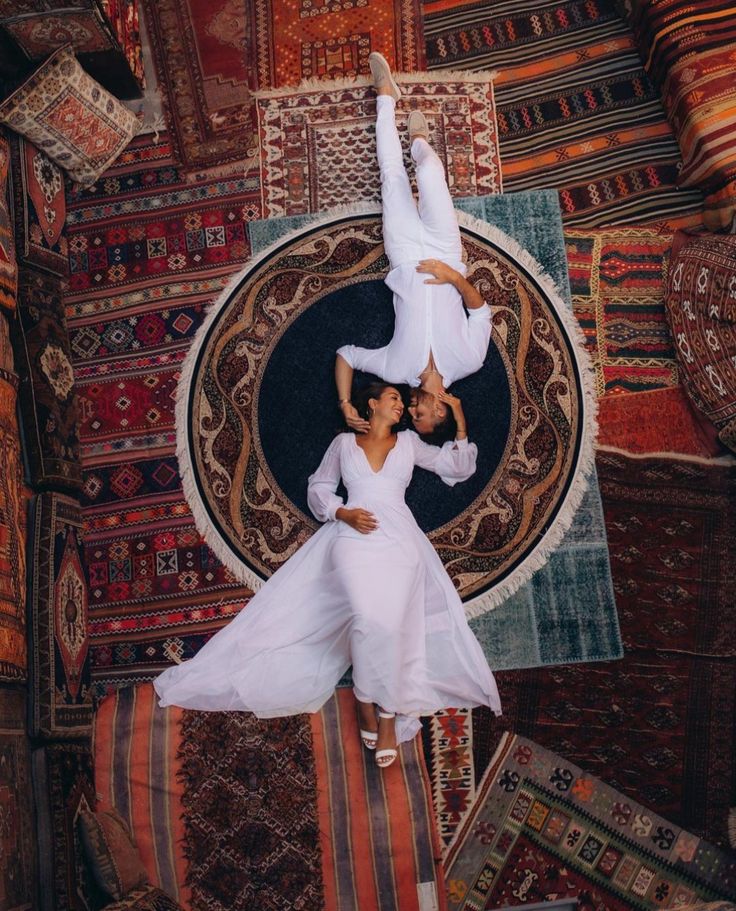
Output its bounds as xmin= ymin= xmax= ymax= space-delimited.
xmin=176 ymin=204 xmax=598 ymax=619
xmin=253 ymin=69 xmax=498 ymax=100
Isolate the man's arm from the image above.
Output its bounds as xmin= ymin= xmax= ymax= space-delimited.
xmin=416 ymin=259 xmax=485 ymax=309
xmin=335 ymin=353 xmax=370 ymax=433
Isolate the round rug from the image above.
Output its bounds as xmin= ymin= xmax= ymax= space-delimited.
xmin=178 ymin=209 xmax=596 ymax=617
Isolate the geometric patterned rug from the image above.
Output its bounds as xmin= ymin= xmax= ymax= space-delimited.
xmin=444 ymin=732 xmax=736 ymax=910
xmin=250 ymin=0 xmax=426 ymax=89
xmin=565 ymin=227 xmax=679 ymax=396
xmin=256 ymin=71 xmax=501 ymax=218
xmin=424 ymin=0 xmax=705 ymax=228
xmin=63 ymin=135 xmax=261 ymax=695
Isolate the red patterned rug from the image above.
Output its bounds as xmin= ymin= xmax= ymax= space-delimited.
xmin=445 ymin=732 xmax=736 ymax=910
xmin=139 ymin=0 xmax=258 ymax=174
xmin=471 ymin=450 xmax=736 ymax=852
xmin=63 ymin=135 xmax=261 ymax=696
xmin=423 ymin=0 xmax=704 ymax=228
xmin=256 ymin=72 xmax=501 ymax=218
xmin=250 ymin=0 xmax=425 ymax=88
xmin=597 ymin=386 xmax=724 ymax=457
xmin=565 ymin=227 xmax=679 ymax=395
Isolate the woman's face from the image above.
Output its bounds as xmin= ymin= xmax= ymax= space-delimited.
xmin=370 ymin=387 xmax=404 ymax=425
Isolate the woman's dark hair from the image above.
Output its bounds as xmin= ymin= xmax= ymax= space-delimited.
xmin=353 ymin=382 xmax=408 ymax=427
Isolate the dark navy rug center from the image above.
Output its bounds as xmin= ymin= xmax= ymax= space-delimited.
xmin=258 ymin=278 xmax=511 ymax=533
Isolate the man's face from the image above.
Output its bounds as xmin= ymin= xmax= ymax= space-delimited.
xmin=408 ymin=391 xmax=437 ymax=434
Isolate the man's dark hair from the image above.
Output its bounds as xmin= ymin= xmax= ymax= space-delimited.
xmin=418 ymin=404 xmax=457 ymax=445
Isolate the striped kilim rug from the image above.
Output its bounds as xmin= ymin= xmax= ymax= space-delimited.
xmin=94 ymin=684 xmax=443 ymax=910
xmin=564 ymin=226 xmax=679 ymax=395
xmin=424 ymin=0 xmax=705 ymax=228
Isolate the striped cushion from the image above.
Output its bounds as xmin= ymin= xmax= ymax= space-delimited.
xmin=627 ymin=0 xmax=736 ymax=227
xmin=77 ymin=804 xmax=148 ymax=900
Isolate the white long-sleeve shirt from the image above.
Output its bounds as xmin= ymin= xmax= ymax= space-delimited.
xmin=337 ymin=261 xmax=492 ymax=387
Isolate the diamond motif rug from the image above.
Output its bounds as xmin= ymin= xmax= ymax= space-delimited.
xmin=179 ymin=204 xmax=597 ymax=616
xmin=423 ymin=0 xmax=704 ymax=228
xmin=473 ymin=449 xmax=736 ymax=852
xmin=445 ymin=732 xmax=736 ymax=910
xmin=250 ymin=0 xmax=425 ymax=88
xmin=63 ymin=136 xmax=261 ymax=695
xmin=256 ymin=72 xmax=502 ymax=217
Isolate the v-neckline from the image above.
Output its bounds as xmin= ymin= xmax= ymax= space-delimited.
xmin=353 ymin=433 xmax=399 ymax=475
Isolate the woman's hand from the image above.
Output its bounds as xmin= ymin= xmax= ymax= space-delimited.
xmin=340 ymin=401 xmax=370 ymax=433
xmin=336 ymin=507 xmax=379 ymax=534
xmin=416 ymin=259 xmax=459 ymax=285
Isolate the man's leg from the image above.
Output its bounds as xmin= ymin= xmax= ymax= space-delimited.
xmin=412 ymin=137 xmax=463 ymax=261
xmin=376 ymin=95 xmax=422 ymax=267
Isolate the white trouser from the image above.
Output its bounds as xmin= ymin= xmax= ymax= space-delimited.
xmin=376 ymin=95 xmax=462 ymax=269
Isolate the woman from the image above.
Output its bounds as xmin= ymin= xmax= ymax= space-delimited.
xmin=154 ymin=383 xmax=501 ymax=767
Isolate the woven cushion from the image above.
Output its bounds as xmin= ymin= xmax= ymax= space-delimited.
xmin=627 ymin=0 xmax=736 ymax=228
xmin=664 ymin=232 xmax=736 ymax=454
xmin=77 ymin=804 xmax=148 ymax=900
xmin=0 ymin=46 xmax=140 ymax=188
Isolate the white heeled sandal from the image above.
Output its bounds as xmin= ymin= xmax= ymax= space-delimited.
xmin=358 ymin=702 xmax=378 ymax=750
xmin=375 ymin=711 xmax=398 ymax=768
xmin=360 ymin=729 xmax=378 ymax=751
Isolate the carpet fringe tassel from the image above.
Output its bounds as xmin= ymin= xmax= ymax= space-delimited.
xmin=176 ymin=202 xmax=598 ymax=619
xmin=252 ymin=69 xmax=498 ymax=100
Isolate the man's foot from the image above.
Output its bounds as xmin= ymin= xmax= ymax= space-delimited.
xmin=376 ymin=711 xmax=398 ymax=768
xmin=357 ymin=699 xmax=378 ymax=750
xmin=408 ymin=110 xmax=429 ymax=142
xmin=369 ymin=52 xmax=401 ymax=101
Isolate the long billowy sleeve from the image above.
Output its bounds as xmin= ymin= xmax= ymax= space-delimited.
xmin=467 ymin=303 xmax=492 ymax=364
xmin=407 ymin=430 xmax=478 ymax=487
xmin=307 ymin=434 xmax=345 ymax=522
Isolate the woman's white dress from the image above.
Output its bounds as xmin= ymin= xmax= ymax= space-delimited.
xmin=154 ymin=430 xmax=501 ymax=742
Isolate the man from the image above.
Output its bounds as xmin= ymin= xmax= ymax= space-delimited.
xmin=335 ymin=52 xmax=492 ymax=439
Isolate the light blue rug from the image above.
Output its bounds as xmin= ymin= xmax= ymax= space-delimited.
xmin=248 ymin=190 xmax=621 ymax=668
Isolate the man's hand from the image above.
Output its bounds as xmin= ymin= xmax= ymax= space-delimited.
xmin=336 ymin=507 xmax=379 ymax=533
xmin=416 ymin=259 xmax=459 ymax=285
xmin=436 ymin=390 xmax=468 ymax=439
xmin=340 ymin=401 xmax=370 ymax=433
